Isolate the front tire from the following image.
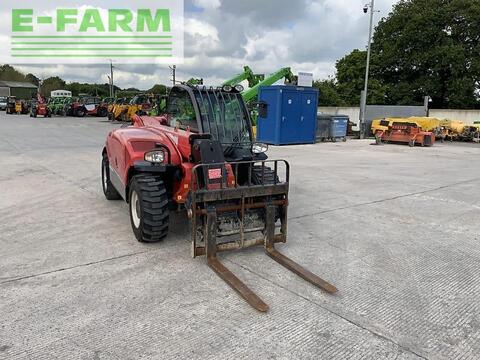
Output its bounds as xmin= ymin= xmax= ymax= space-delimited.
xmin=75 ymin=107 xmax=86 ymax=117
xmin=102 ymin=154 xmax=121 ymax=200
xmin=129 ymin=175 xmax=169 ymax=243
xmin=97 ymin=107 xmax=108 ymax=117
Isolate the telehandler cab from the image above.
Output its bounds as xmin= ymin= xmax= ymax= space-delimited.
xmin=102 ymin=84 xmax=337 ymax=311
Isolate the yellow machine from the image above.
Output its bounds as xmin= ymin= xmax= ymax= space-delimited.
xmin=440 ymin=119 xmax=465 ymax=140
xmin=120 ymin=94 xmax=154 ymax=122
xmin=108 ymin=98 xmax=130 ymax=121
xmin=372 ymin=117 xmax=445 ymax=140
xmin=15 ymin=102 xmax=22 ymax=114
xmin=371 ymin=118 xmax=395 ymax=134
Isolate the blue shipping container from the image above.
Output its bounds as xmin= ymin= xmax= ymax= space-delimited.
xmin=256 ymin=86 xmax=319 ymax=145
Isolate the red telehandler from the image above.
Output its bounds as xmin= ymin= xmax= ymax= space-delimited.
xmin=102 ymin=84 xmax=337 ymax=311
xmin=30 ymin=93 xmax=51 ymax=118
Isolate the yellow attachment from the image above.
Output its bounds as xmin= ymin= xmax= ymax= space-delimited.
xmin=440 ymin=119 xmax=465 ymax=135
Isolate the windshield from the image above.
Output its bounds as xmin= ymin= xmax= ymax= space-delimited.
xmin=193 ymin=89 xmax=251 ymax=146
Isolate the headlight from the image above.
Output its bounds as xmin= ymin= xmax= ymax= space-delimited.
xmin=222 ymin=84 xmax=233 ymax=92
xmin=234 ymin=84 xmax=244 ymax=92
xmin=252 ymin=142 xmax=268 ymax=154
xmin=144 ymin=150 xmax=165 ymax=163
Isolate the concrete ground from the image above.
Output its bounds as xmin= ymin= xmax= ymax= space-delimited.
xmin=1 ymin=114 xmax=480 ymax=360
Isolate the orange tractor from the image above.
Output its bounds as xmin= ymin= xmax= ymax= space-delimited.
xmin=375 ymin=121 xmax=435 ymax=147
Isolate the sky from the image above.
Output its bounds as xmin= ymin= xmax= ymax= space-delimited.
xmin=12 ymin=0 xmax=398 ymax=89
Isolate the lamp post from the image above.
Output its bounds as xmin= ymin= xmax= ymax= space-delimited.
xmin=360 ymin=0 xmax=376 ymax=139
xmin=169 ymin=65 xmax=176 ymax=85
xmin=109 ymin=59 xmax=115 ymax=97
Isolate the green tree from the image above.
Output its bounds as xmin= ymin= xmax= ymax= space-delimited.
xmin=313 ymin=79 xmax=345 ymax=106
xmin=147 ymin=84 xmax=168 ymax=95
xmin=25 ymin=73 xmax=40 ymax=86
xmin=371 ymin=0 xmax=480 ymax=108
xmin=335 ymin=50 xmax=389 ymax=106
xmin=40 ymin=76 xmax=66 ymax=97
xmin=0 ymin=64 xmax=27 ymax=82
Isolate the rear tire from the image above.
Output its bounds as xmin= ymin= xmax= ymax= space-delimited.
xmin=129 ymin=175 xmax=169 ymax=243
xmin=102 ymin=154 xmax=122 ymax=200
xmin=75 ymin=107 xmax=86 ymax=117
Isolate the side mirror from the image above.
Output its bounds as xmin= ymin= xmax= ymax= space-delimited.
xmin=258 ymin=101 xmax=268 ymax=118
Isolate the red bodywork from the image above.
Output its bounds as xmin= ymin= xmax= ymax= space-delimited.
xmin=36 ymin=104 xmax=49 ymax=116
xmin=376 ymin=123 xmax=435 ymax=147
xmin=104 ymin=114 xmax=235 ymax=202
xmin=71 ymin=97 xmax=108 ymax=117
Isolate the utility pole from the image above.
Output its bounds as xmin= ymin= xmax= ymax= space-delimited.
xmin=109 ymin=60 xmax=114 ymax=97
xmin=360 ymin=0 xmax=376 ymax=139
xmin=169 ymin=65 xmax=176 ymax=85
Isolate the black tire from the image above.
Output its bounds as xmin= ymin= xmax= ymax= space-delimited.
xmin=251 ymin=165 xmax=280 ymax=185
xmin=129 ymin=175 xmax=169 ymax=243
xmin=97 ymin=107 xmax=108 ymax=117
xmin=107 ymin=112 xmax=113 ymax=121
xmin=102 ymin=154 xmax=122 ymax=200
xmin=408 ymin=139 xmax=415 ymax=147
xmin=75 ymin=107 xmax=86 ymax=117
xmin=251 ymin=166 xmax=282 ymax=221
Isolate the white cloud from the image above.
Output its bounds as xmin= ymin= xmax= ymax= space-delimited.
xmin=192 ymin=0 xmax=221 ymax=10
xmin=10 ymin=0 xmax=398 ymax=89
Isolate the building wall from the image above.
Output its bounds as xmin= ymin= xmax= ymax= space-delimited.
xmin=10 ymin=87 xmax=37 ymax=100
xmin=0 ymin=86 xmax=10 ymax=96
xmin=318 ymin=107 xmax=480 ymax=125
xmin=429 ymin=109 xmax=480 ymax=124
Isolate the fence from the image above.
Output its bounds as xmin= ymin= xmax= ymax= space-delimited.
xmin=318 ymin=107 xmax=480 ymax=125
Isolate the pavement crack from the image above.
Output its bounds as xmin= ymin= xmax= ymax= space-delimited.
xmin=0 ymin=250 xmax=150 ymax=285
xmin=291 ymin=177 xmax=480 ymax=220
xmin=226 ymin=258 xmax=429 ymax=360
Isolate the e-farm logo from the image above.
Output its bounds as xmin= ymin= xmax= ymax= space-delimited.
xmin=2 ymin=0 xmax=184 ymax=64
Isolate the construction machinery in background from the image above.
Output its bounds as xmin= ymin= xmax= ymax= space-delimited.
xmin=185 ymin=78 xmax=204 ymax=85
xmin=108 ymin=97 xmax=131 ymax=121
xmin=372 ymin=117 xmax=444 ymax=141
xmin=223 ymin=66 xmax=264 ymax=88
xmin=241 ymin=67 xmax=296 ymax=137
xmin=242 ymin=67 xmax=296 ymax=104
xmin=101 ymin=84 xmax=337 ymax=312
xmin=68 ymin=96 xmax=109 ymax=117
xmin=30 ymin=94 xmax=51 ymax=118
xmin=119 ymin=94 xmax=155 ymax=122
xmin=375 ymin=121 xmax=435 ymax=147
xmin=440 ymin=119 xmax=465 ymax=141
xmin=459 ymin=124 xmax=480 ymax=143
xmin=6 ymin=97 xmax=29 ymax=115
xmin=5 ymin=96 xmax=17 ymax=114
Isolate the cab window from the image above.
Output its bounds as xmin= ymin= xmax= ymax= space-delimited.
xmin=166 ymin=87 xmax=198 ymax=131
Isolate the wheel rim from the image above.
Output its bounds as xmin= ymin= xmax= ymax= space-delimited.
xmin=130 ymin=191 xmax=141 ymax=228
xmin=102 ymin=161 xmax=108 ymax=191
